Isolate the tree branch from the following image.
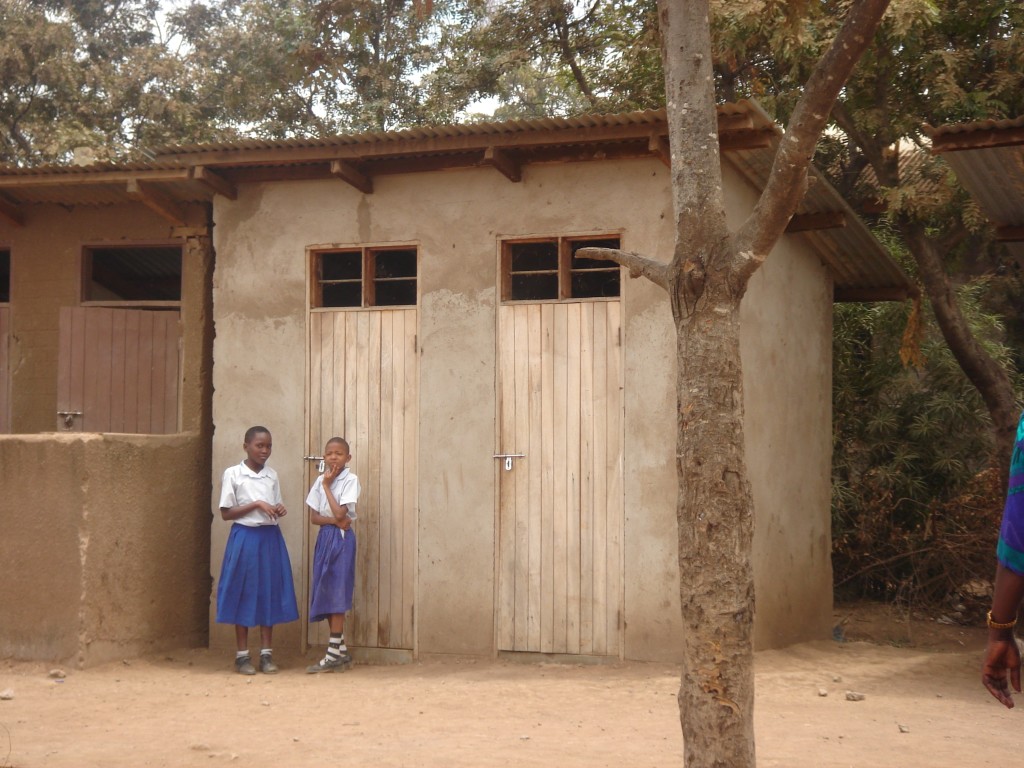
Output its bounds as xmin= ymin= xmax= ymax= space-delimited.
xmin=554 ymin=10 xmax=598 ymax=107
xmin=575 ymin=246 xmax=670 ymax=291
xmin=658 ymin=0 xmax=728 ymax=267
xmin=733 ymin=0 xmax=892 ymax=283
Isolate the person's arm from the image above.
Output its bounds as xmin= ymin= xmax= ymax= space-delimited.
xmin=982 ymin=563 xmax=1024 ymax=708
xmin=320 ymin=466 xmax=351 ymax=529
xmin=308 ymin=506 xmax=339 ymax=527
xmin=221 ymin=500 xmax=276 ymax=521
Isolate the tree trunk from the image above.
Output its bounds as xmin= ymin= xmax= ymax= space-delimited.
xmin=900 ymin=220 xmax=1019 ymax=486
xmin=674 ymin=267 xmax=755 ymax=768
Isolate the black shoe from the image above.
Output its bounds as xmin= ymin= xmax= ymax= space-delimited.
xmin=235 ymin=655 xmax=256 ymax=676
xmin=259 ymin=653 xmax=279 ymax=674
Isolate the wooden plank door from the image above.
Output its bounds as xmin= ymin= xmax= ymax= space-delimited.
xmin=306 ymin=309 xmax=417 ymax=651
xmin=496 ymin=301 xmax=624 ymax=656
xmin=56 ymin=307 xmax=180 ymax=433
xmin=0 ymin=306 xmax=9 ymax=433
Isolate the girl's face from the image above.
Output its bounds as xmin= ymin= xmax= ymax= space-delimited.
xmin=244 ymin=432 xmax=272 ymax=470
xmin=324 ymin=441 xmax=351 ymax=470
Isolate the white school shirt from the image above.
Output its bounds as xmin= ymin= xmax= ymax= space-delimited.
xmin=219 ymin=461 xmax=283 ymax=527
xmin=305 ymin=468 xmax=360 ymax=537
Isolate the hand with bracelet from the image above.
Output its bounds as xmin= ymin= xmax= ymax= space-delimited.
xmin=983 ymin=411 xmax=1024 ymax=709
xmin=982 ymin=566 xmax=1024 ymax=708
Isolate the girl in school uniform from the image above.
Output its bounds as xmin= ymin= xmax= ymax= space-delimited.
xmin=216 ymin=425 xmax=300 ymax=675
xmin=305 ymin=436 xmax=360 ymax=673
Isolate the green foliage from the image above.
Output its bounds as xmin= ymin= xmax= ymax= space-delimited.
xmin=427 ymin=0 xmax=664 ymax=119
xmin=831 ymin=248 xmax=1023 ymax=604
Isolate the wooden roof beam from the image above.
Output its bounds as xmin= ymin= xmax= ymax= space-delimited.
xmin=719 ymin=128 xmax=776 ymax=151
xmin=648 ymin=134 xmax=671 ymax=167
xmin=717 ymin=112 xmax=756 ymax=131
xmin=330 ymin=160 xmax=373 ymax=194
xmin=481 ymin=146 xmax=521 ymax=182
xmin=786 ymin=211 xmax=846 ymax=233
xmin=126 ymin=178 xmax=188 ymax=227
xmin=0 ymin=194 xmax=25 ymax=226
xmin=995 ymin=225 xmax=1024 ymax=242
xmin=191 ymin=165 xmax=237 ymax=200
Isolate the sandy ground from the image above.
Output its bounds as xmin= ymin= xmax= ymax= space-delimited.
xmin=0 ymin=604 xmax=1019 ymax=768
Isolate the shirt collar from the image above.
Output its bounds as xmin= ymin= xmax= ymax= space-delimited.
xmin=239 ymin=460 xmax=270 ymax=478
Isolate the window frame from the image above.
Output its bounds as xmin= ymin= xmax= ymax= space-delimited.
xmin=309 ymin=244 xmax=419 ymax=310
xmin=500 ymin=233 xmax=623 ymax=303
xmin=79 ymin=241 xmax=184 ymax=308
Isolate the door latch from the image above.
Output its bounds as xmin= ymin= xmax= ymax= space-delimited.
xmin=492 ymin=453 xmax=525 ymax=471
xmin=57 ymin=411 xmax=82 ymax=429
xmin=303 ymin=455 xmax=326 ymax=473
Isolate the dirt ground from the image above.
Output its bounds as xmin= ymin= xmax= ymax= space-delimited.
xmin=0 ymin=602 xmax=1018 ymax=768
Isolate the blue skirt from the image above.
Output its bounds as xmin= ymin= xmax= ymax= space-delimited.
xmin=216 ymin=524 xmax=299 ymax=627
xmin=309 ymin=525 xmax=357 ymax=622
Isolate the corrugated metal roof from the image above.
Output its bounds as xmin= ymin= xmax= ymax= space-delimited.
xmin=154 ymin=110 xmax=675 ymax=158
xmin=0 ymin=159 xmax=186 ymax=176
xmin=927 ymin=117 xmax=1024 ymax=263
xmin=0 ymin=102 xmax=911 ymax=298
xmin=927 ymin=114 xmax=1024 ymax=139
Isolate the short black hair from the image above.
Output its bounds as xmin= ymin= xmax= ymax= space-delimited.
xmin=326 ymin=436 xmax=349 ymax=452
xmin=244 ymin=425 xmax=271 ymax=443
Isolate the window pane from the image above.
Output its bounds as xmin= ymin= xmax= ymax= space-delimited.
xmin=87 ymin=246 xmax=182 ymax=302
xmin=321 ymin=282 xmax=362 ymax=307
xmin=571 ymin=237 xmax=620 ymax=298
xmin=321 ymin=251 xmax=362 ymax=281
xmin=376 ymin=279 xmax=417 ymax=306
xmin=572 ymin=270 xmax=620 ymax=298
xmin=0 ymin=249 xmax=9 ymax=302
xmin=374 ymin=249 xmax=417 ymax=279
xmin=510 ymin=242 xmax=558 ymax=273
xmin=511 ymin=273 xmax=558 ymax=300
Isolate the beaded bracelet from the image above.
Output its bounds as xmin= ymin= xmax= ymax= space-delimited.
xmin=987 ymin=610 xmax=1018 ymax=630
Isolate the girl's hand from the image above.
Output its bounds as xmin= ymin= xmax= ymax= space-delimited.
xmin=274 ymin=503 xmax=287 ymax=518
xmin=337 ymin=516 xmax=352 ymax=531
xmin=323 ymin=463 xmax=342 ymax=484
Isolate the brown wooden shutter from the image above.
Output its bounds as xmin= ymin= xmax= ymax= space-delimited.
xmin=57 ymin=307 xmax=180 ymax=433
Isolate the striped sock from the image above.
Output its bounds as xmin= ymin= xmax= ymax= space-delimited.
xmin=324 ymin=634 xmax=345 ymax=663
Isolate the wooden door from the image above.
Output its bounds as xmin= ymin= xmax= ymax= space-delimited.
xmin=0 ymin=306 xmax=9 ymax=433
xmin=56 ymin=307 xmax=180 ymax=433
xmin=496 ymin=301 xmax=624 ymax=656
xmin=306 ymin=309 xmax=417 ymax=651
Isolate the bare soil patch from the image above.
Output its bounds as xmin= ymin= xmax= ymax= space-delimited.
xmin=0 ymin=602 xmax=1014 ymax=768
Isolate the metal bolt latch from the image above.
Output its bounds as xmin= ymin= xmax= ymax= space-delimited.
xmin=303 ymin=454 xmax=326 ymax=473
xmin=57 ymin=411 xmax=82 ymax=429
xmin=492 ymin=453 xmax=525 ymax=471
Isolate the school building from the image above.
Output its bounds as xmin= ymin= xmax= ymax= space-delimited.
xmin=0 ymin=102 xmax=912 ymax=666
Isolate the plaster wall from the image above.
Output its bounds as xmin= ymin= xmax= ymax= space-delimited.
xmin=210 ymin=157 xmax=834 ymax=659
xmin=0 ymin=202 xmax=215 ymax=665
xmin=0 ymin=433 xmax=211 ymax=665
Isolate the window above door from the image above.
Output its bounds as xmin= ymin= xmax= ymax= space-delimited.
xmin=311 ymin=246 xmax=418 ymax=309
xmin=82 ymin=245 xmax=182 ymax=306
xmin=501 ymin=235 xmax=621 ymax=302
